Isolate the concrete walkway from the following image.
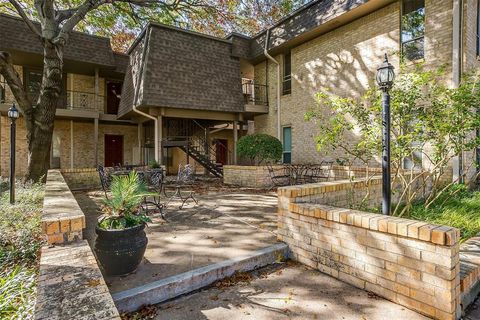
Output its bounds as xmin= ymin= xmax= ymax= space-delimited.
xmin=74 ymin=190 xmax=279 ymax=294
xmin=143 ymin=262 xmax=429 ymax=320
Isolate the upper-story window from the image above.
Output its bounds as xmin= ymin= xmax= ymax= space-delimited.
xmin=401 ymin=0 xmax=425 ymax=61
xmin=25 ymin=68 xmax=43 ymax=103
xmin=477 ymin=0 xmax=480 ymax=55
xmin=0 ymin=75 xmax=6 ymax=103
xmin=282 ymin=51 xmax=292 ymax=95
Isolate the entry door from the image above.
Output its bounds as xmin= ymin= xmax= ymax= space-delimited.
xmin=215 ymin=139 xmax=228 ymax=165
xmin=104 ymin=135 xmax=123 ymax=167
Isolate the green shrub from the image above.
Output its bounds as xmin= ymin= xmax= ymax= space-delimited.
xmin=0 ymin=180 xmax=44 ymax=320
xmin=236 ymin=134 xmax=283 ymax=164
xmin=405 ymin=184 xmax=480 ymax=241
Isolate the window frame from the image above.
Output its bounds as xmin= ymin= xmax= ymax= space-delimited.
xmin=282 ymin=51 xmax=292 ymax=95
xmin=282 ymin=126 xmax=292 ymax=164
xmin=401 ymin=0 xmax=426 ymax=61
xmin=477 ymin=0 xmax=480 ymax=56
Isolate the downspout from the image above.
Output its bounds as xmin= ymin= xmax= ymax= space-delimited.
xmin=132 ymin=27 xmax=159 ymax=162
xmin=452 ymin=0 xmax=463 ymax=182
xmin=264 ymin=28 xmax=282 ymax=140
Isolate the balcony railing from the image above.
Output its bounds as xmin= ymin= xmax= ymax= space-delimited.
xmin=242 ymin=79 xmax=268 ymax=106
xmin=65 ymin=90 xmax=104 ymax=111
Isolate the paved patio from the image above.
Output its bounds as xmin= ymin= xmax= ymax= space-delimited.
xmin=137 ymin=262 xmax=429 ymax=320
xmin=74 ymin=189 xmax=279 ymax=294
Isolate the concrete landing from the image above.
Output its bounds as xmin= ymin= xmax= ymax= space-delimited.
xmin=140 ymin=262 xmax=430 ymax=320
xmin=113 ymin=243 xmax=289 ymax=312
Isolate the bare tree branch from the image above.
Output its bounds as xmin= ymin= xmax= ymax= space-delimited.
xmin=8 ymin=0 xmax=42 ymax=39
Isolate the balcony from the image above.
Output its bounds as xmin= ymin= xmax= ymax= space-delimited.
xmin=65 ymin=90 xmax=104 ymax=112
xmin=242 ymin=79 xmax=269 ymax=114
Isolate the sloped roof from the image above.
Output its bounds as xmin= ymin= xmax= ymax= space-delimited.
xmin=0 ymin=13 xmax=117 ymax=67
xmin=118 ymin=23 xmax=244 ymax=118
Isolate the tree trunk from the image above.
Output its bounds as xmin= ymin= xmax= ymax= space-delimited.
xmin=25 ymin=42 xmax=63 ymax=182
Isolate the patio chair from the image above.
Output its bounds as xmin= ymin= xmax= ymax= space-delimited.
xmin=304 ymin=161 xmax=333 ymax=183
xmin=164 ymin=164 xmax=198 ymax=209
xmin=266 ymin=163 xmax=290 ymax=189
xmin=141 ymin=168 xmax=166 ymax=219
xmin=97 ymin=165 xmax=112 ymax=198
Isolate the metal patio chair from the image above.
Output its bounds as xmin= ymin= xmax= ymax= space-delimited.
xmin=303 ymin=161 xmax=333 ymax=183
xmin=266 ymin=163 xmax=290 ymax=189
xmin=164 ymin=164 xmax=198 ymax=209
xmin=97 ymin=165 xmax=112 ymax=198
xmin=141 ymin=168 xmax=166 ymax=219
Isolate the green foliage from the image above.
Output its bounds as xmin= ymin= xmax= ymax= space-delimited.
xmin=306 ymin=63 xmax=480 ymax=214
xmin=237 ymin=134 xmax=283 ymax=165
xmin=408 ymin=185 xmax=480 ymax=241
xmin=148 ymin=160 xmax=161 ymax=169
xmin=0 ymin=181 xmax=44 ymax=320
xmin=99 ymin=171 xmax=152 ymax=230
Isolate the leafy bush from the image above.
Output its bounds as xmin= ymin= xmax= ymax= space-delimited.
xmin=99 ymin=171 xmax=152 ymax=230
xmin=236 ymin=134 xmax=283 ymax=165
xmin=148 ymin=160 xmax=161 ymax=169
xmin=0 ymin=180 xmax=44 ymax=320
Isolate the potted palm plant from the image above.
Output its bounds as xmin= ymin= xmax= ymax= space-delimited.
xmin=94 ymin=171 xmax=152 ymax=276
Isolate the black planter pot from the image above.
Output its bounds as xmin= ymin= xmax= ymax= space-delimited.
xmin=94 ymin=223 xmax=148 ymax=276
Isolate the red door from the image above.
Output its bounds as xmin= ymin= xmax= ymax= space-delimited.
xmin=215 ymin=139 xmax=228 ymax=165
xmin=104 ymin=135 xmax=123 ymax=167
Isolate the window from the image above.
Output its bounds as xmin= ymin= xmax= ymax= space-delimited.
xmin=282 ymin=51 xmax=292 ymax=95
xmin=283 ymin=127 xmax=292 ymax=164
xmin=401 ymin=0 xmax=425 ymax=61
xmin=50 ymin=131 xmax=61 ymax=169
xmin=0 ymin=75 xmax=5 ymax=103
xmin=477 ymin=0 xmax=480 ymax=55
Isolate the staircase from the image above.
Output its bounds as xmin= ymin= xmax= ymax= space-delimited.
xmin=162 ymin=136 xmax=224 ymax=178
xmin=162 ymin=119 xmax=232 ymax=177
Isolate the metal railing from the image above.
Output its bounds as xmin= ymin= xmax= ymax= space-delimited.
xmin=242 ymin=79 xmax=268 ymax=106
xmin=65 ymin=90 xmax=104 ymax=111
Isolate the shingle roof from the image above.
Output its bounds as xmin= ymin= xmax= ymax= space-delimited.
xmin=0 ymin=13 xmax=117 ymax=67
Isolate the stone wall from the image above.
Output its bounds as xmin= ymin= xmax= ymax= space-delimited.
xmin=278 ymin=180 xmax=462 ymax=320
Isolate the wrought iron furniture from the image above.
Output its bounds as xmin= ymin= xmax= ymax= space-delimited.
xmin=141 ymin=169 xmax=166 ymax=219
xmin=164 ymin=164 xmax=198 ymax=209
xmin=303 ymin=161 xmax=333 ymax=183
xmin=266 ymin=163 xmax=291 ymax=188
xmin=97 ymin=165 xmax=112 ymax=198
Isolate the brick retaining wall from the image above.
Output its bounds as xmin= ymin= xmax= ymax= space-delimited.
xmin=278 ymin=180 xmax=462 ymax=320
xmin=60 ymin=168 xmax=101 ymax=190
xmin=35 ymin=169 xmax=120 ymax=319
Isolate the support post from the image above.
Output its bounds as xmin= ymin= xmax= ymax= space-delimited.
xmin=70 ymin=120 xmax=74 ymax=169
xmin=382 ymin=90 xmax=391 ymax=215
xmin=9 ymin=117 xmax=16 ymax=204
xmin=94 ymin=118 xmax=98 ymax=167
xmin=233 ymin=120 xmax=238 ymax=165
xmin=94 ymin=68 xmax=100 ymax=112
xmin=157 ymin=115 xmax=163 ymax=165
xmin=138 ymin=123 xmax=142 ymax=164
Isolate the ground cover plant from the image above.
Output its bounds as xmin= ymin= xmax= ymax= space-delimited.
xmin=0 ymin=181 xmax=44 ymax=320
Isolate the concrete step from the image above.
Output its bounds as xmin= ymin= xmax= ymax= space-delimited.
xmin=112 ymin=242 xmax=289 ymax=313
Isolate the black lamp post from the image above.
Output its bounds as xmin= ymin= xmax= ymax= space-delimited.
xmin=376 ymin=54 xmax=395 ymax=215
xmin=8 ymin=103 xmax=19 ymax=204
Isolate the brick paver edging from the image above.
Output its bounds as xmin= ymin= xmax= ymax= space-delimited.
xmin=278 ymin=179 xmax=462 ymax=320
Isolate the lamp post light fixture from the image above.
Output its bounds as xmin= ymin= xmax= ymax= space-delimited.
xmin=8 ymin=103 xmax=19 ymax=204
xmin=376 ymin=53 xmax=395 ymax=215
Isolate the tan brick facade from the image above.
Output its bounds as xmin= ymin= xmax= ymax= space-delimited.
xmin=253 ymin=0 xmax=476 ymax=170
xmin=0 ymin=116 xmax=138 ymax=177
xmin=278 ymin=180 xmax=462 ymax=320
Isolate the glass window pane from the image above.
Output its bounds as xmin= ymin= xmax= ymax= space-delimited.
xmin=402 ymin=0 xmax=425 ymax=60
xmin=283 ymin=152 xmax=291 ymax=164
xmin=283 ymin=127 xmax=292 ymax=152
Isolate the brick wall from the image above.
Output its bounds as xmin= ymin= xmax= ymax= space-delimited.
xmin=61 ymin=168 xmax=101 ymax=190
xmin=253 ymin=0 xmax=459 ymax=170
xmin=278 ymin=180 xmax=462 ymax=320
xmin=0 ymin=117 xmax=138 ymax=177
